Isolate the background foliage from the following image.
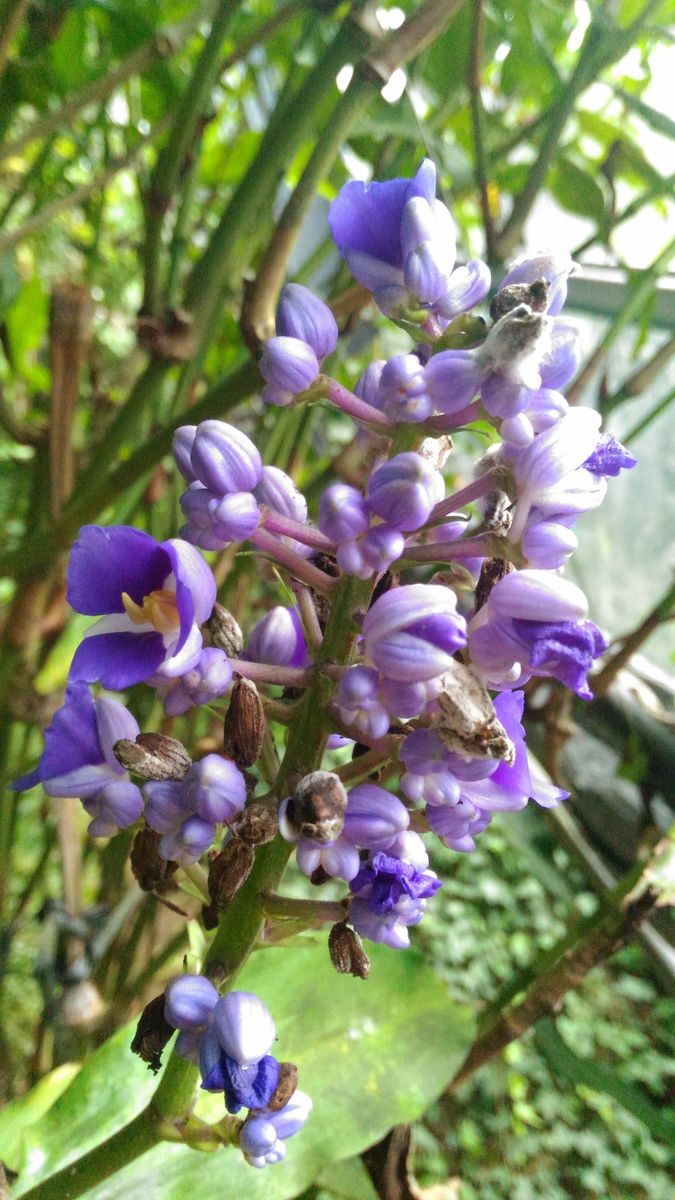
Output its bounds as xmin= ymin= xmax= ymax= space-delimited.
xmin=0 ymin=1 xmax=673 ymax=1197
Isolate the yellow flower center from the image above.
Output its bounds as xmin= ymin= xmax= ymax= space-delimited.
xmin=121 ymin=588 xmax=180 ymax=636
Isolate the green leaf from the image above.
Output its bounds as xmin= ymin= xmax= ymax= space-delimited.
xmin=549 ymin=158 xmax=608 ymax=228
xmin=0 ymin=1065 xmax=80 ymax=1172
xmin=13 ymin=943 xmax=473 ymax=1199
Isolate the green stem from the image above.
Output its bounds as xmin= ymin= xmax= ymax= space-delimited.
xmin=142 ymin=0 xmax=239 ymax=317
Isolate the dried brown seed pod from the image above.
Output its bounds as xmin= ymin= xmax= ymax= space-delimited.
xmin=223 ymin=677 xmax=266 ymax=768
xmin=234 ymin=802 xmax=278 ymax=845
xmin=130 ymin=993 xmax=174 ymax=1074
xmin=207 ymin=603 xmax=244 ymax=657
xmin=208 ymin=839 xmax=256 ymax=909
xmin=328 ymin=922 xmax=370 ymax=979
xmin=114 ymin=732 xmax=191 ymax=781
xmin=283 ymin=770 xmax=348 ymax=844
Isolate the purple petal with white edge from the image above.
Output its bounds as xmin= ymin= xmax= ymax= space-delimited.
xmin=317 ymin=837 xmax=361 ymax=881
xmin=266 ymin=1091 xmax=313 ymax=1140
xmin=319 ymin=483 xmax=370 ymax=543
xmin=330 ymin=162 xmax=436 ymax=271
xmin=69 ymin=630 xmax=166 ymax=689
xmin=582 ymin=432 xmax=637 ymax=477
xmin=276 ymin=283 xmax=338 ymax=360
xmin=213 ymin=991 xmax=276 ymax=1066
xmin=513 ymin=408 xmax=601 ymax=496
xmin=404 ymin=240 xmax=452 ymax=304
xmin=367 ymin=452 xmax=441 ymax=532
xmin=165 ymin=974 xmax=219 ymax=1030
xmin=487 ymin=569 xmax=588 ymax=623
xmin=425 ymin=350 xmax=481 ymax=415
xmin=521 ymin=518 xmax=578 ymax=569
xmin=355 ymin=360 xmax=386 ymax=407
xmin=84 ymin=779 xmax=144 ymax=834
xmin=67 ymin=525 xmax=171 ymax=616
xmin=164 ymin=537 xmax=216 ymax=628
xmin=184 ymin=754 xmax=247 ymax=825
xmin=361 ymin=525 xmax=405 ymax=572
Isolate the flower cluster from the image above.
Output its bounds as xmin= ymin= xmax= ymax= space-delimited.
xmin=164 ymin=975 xmax=311 ymax=1167
xmin=15 ymin=157 xmax=637 ymax=1171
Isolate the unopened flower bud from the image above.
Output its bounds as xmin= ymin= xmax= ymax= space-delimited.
xmin=328 ymin=922 xmax=370 ymax=979
xmin=223 ymin=677 xmax=266 ymax=768
xmin=235 ymin=802 xmax=278 ymax=845
xmin=114 ymin=732 xmax=191 ymax=781
xmin=206 ymin=603 xmax=244 ymax=656
xmin=266 ymin=1061 xmax=299 ymax=1112
xmin=276 ymin=283 xmax=338 ymax=360
xmin=208 ymin=839 xmax=256 ymax=908
xmin=131 ymin=993 xmax=175 ymax=1074
xmin=130 ymin=826 xmax=176 ymax=891
xmin=283 ymin=771 xmax=348 ymax=844
xmin=474 ymin=557 xmax=515 ymax=613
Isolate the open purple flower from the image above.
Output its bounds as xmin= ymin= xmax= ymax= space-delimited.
xmin=13 ymin=683 xmax=143 ymax=836
xmin=241 ymin=1091 xmax=313 ymax=1169
xmin=67 ymin=526 xmax=216 ymax=690
xmin=469 ymin=569 xmax=606 ymax=697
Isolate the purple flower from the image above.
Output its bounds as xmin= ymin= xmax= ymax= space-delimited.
xmin=240 ymin=1091 xmax=312 ymax=1168
xmin=469 ymin=569 xmax=605 ymax=697
xmin=582 ymin=432 xmax=637 ymax=477
xmin=426 ymin=799 xmax=491 ymax=853
xmin=203 ymin=1050 xmax=280 ymax=1115
xmin=246 ymin=606 xmax=309 ymax=668
xmin=436 ymin=259 xmax=490 ymax=319
xmin=330 ymin=160 xmax=453 ymax=310
xmin=295 ymin=833 xmax=361 ymax=882
xmin=144 ymin=779 xmax=214 ymax=864
xmin=276 ymin=283 xmax=338 ymax=360
xmin=180 ymin=485 xmax=262 ymax=551
xmin=374 ymin=354 xmax=433 ymax=422
xmin=343 ymin=783 xmax=409 ymax=850
xmin=362 ymin=584 xmax=467 ymax=683
xmin=66 ymin=526 xmax=216 ymax=689
xmin=336 ymin=666 xmax=391 ymax=741
xmin=212 ymin=990 xmax=276 ymax=1066
xmin=13 ymin=683 xmax=144 ymax=836
xmin=499 ymin=249 xmax=575 ymax=316
xmin=367 ymin=452 xmax=443 ymax=532
xmin=254 ymin=465 xmax=311 ymax=557
xmin=82 ymin=780 xmax=145 ymax=837
xmin=318 ymin=483 xmax=370 ymax=544
xmin=175 ymin=420 xmax=262 ymax=495
xmin=259 ymin=336 xmax=319 ymax=405
xmin=165 ymin=974 xmax=219 ymax=1030
xmin=181 ymin=754 xmax=247 ymax=824
xmin=153 ymin=647 xmax=233 ymax=715
xmin=337 ymin=524 xmax=405 ymax=580
xmin=349 ymin=846 xmax=441 ymax=949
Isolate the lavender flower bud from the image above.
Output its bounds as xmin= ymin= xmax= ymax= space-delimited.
xmin=328 ymin=921 xmax=371 ymax=978
xmin=355 ymin=360 xmax=385 ymax=406
xmin=82 ymin=779 xmax=144 ymax=837
xmin=436 ymin=259 xmax=491 ymax=318
xmin=246 ymin=606 xmax=308 ymax=669
xmin=157 ymin=648 xmax=233 ymax=716
xmin=336 ymin=666 xmax=390 ymax=741
xmin=283 ymin=770 xmax=348 ymax=844
xmin=165 ymin=974 xmax=219 ymax=1030
xmin=180 ymin=485 xmax=261 ymax=550
xmin=182 ymin=754 xmax=247 ymax=825
xmin=360 ymin=525 xmax=405 ymax=573
xmin=318 ymin=483 xmax=370 ymax=543
xmin=254 ymin=465 xmax=308 ymax=526
xmin=172 ymin=425 xmax=197 ymax=482
xmin=362 ymin=583 xmax=467 ymax=683
xmin=367 ymin=452 xmax=443 ymax=532
xmin=343 ymin=783 xmax=409 ymax=850
xmin=213 ymin=991 xmax=276 ymax=1066
xmin=259 ymin=336 xmax=319 ymax=394
xmin=377 ymin=354 xmax=432 ymax=423
xmin=189 ymin=420 xmax=262 ymax=495
xmin=276 ymin=283 xmax=338 ymax=360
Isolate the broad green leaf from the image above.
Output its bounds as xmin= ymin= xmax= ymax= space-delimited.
xmin=13 ymin=942 xmax=473 ymax=1199
xmin=0 ymin=1064 xmax=80 ymax=1172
